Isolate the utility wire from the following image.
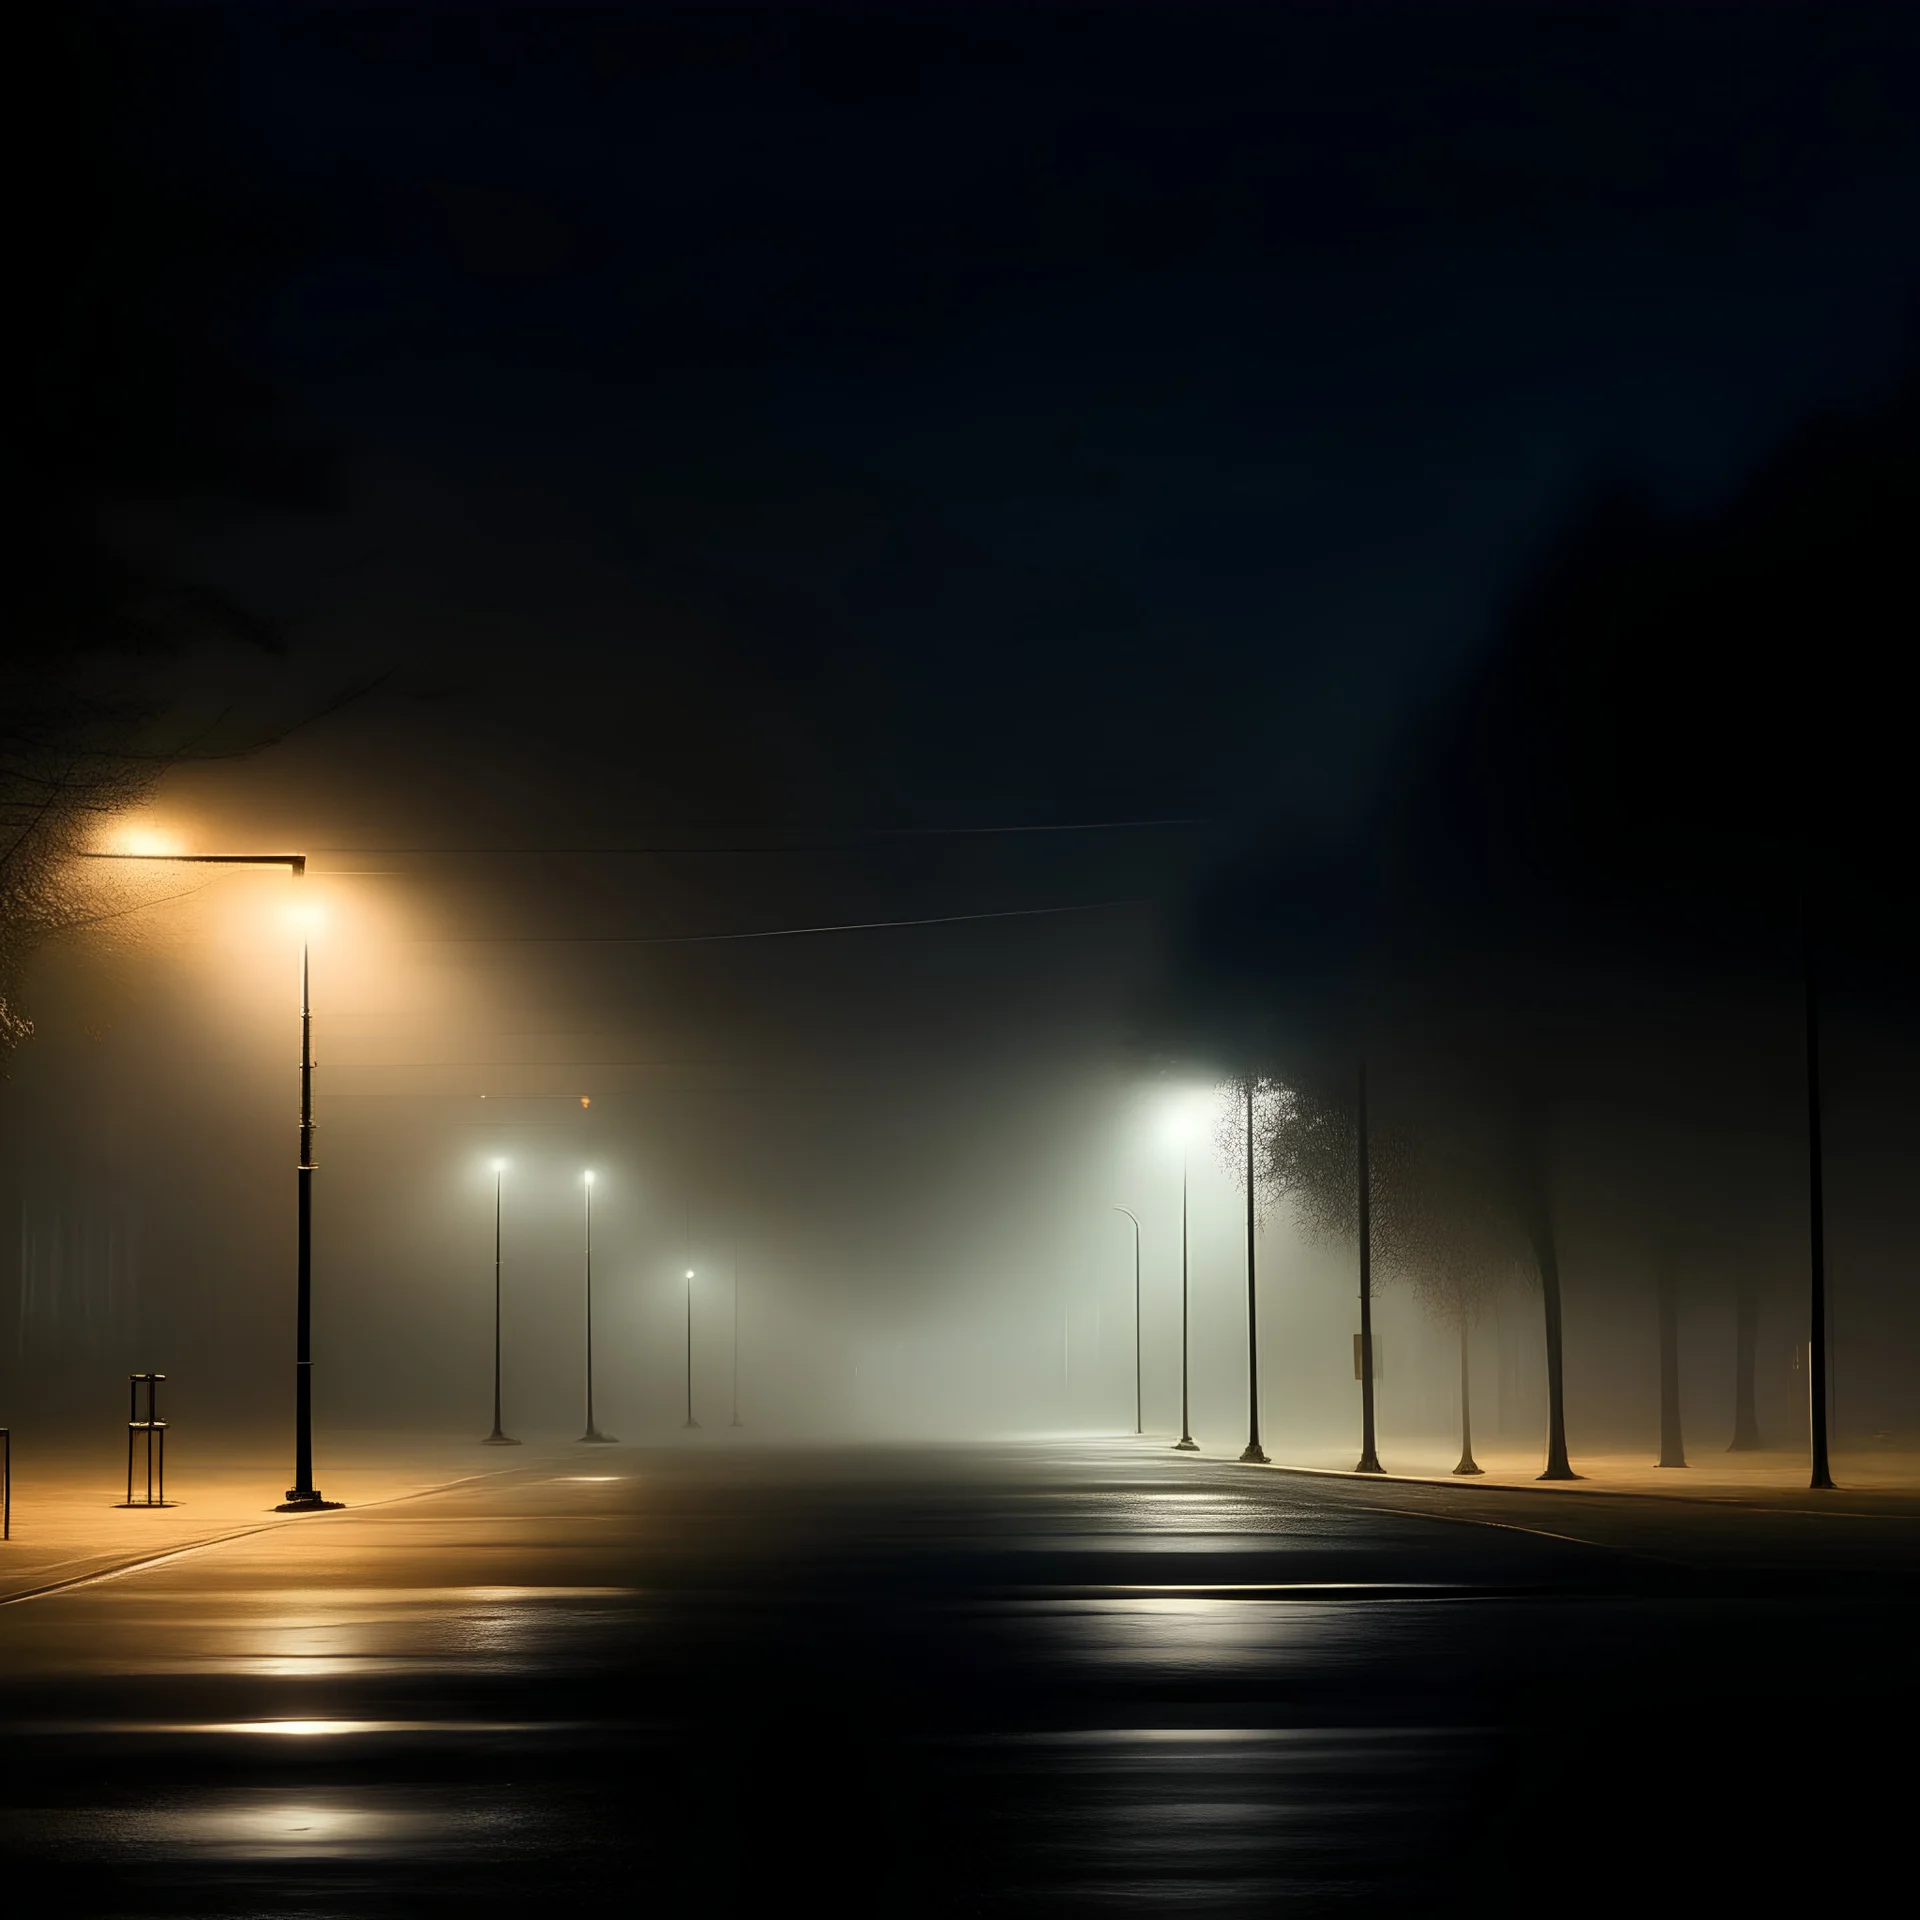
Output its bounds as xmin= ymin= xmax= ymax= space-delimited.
xmin=423 ymin=898 xmax=1147 ymax=945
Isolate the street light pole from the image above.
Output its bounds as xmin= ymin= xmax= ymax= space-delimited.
xmin=729 ymin=1255 xmax=743 ymax=1428
xmin=1174 ymin=1149 xmax=1198 ymax=1451
xmin=483 ymin=1162 xmax=519 ymax=1445
xmin=1803 ymin=868 xmax=1835 ymax=1491
xmin=1355 ymin=1059 xmax=1383 ymax=1475
xmin=81 ymin=850 xmax=339 ymax=1511
xmin=683 ymin=1269 xmax=699 ymax=1429
xmin=579 ymin=1172 xmax=615 ymax=1443
xmin=1239 ymin=1077 xmax=1268 ymax=1465
xmin=1113 ymin=1207 xmax=1141 ymax=1435
xmin=283 ymin=941 xmax=327 ymax=1505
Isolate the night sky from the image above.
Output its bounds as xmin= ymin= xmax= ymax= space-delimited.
xmin=125 ymin=1 xmax=1920 ymax=848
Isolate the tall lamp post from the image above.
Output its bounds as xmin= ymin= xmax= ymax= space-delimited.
xmin=1802 ymin=869 xmax=1835 ymax=1491
xmin=682 ymin=1269 xmax=700 ymax=1429
xmin=482 ymin=1160 xmax=519 ymax=1445
xmin=82 ymin=849 xmax=339 ymax=1511
xmin=1354 ymin=1061 xmax=1384 ymax=1474
xmin=1173 ymin=1139 xmax=1198 ymax=1453
xmin=579 ymin=1171 xmax=615 ymax=1443
xmin=1113 ymin=1207 xmax=1142 ymax=1436
xmin=1239 ymin=1077 xmax=1268 ymax=1465
xmin=729 ymin=1254 xmax=743 ymax=1428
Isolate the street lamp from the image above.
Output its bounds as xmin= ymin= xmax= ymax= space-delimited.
xmin=1238 ymin=1076 xmax=1268 ymax=1466
xmin=729 ymin=1255 xmax=743 ymax=1429
xmin=579 ymin=1171 xmax=615 ymax=1443
xmin=683 ymin=1269 xmax=699 ymax=1429
xmin=1355 ymin=1061 xmax=1383 ymax=1475
xmin=482 ymin=1161 xmax=519 ymax=1445
xmin=1112 ymin=1207 xmax=1142 ymax=1436
xmin=1159 ymin=1092 xmax=1208 ymax=1453
xmin=80 ymin=848 xmax=340 ymax=1511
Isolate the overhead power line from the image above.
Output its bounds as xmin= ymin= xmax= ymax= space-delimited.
xmin=423 ymin=898 xmax=1149 ymax=945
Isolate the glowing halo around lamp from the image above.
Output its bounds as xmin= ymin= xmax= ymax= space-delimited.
xmin=1157 ymin=1085 xmax=1217 ymax=1148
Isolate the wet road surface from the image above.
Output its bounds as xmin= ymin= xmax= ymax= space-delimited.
xmin=2 ymin=1440 xmax=1916 ymax=1916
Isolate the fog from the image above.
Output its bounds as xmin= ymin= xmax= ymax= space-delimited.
xmin=8 ymin=739 xmax=1919 ymax=1471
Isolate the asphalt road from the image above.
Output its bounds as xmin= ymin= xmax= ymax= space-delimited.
xmin=2 ymin=1440 xmax=1915 ymax=1917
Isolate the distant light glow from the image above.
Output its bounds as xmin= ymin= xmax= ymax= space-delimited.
xmin=102 ymin=1718 xmax=578 ymax=1737
xmin=1157 ymin=1086 xmax=1217 ymax=1147
xmin=284 ymin=901 xmax=327 ymax=931
xmin=120 ymin=828 xmax=179 ymax=857
xmin=583 ymin=1169 xmax=596 ymax=1185
xmin=685 ymin=1269 xmax=695 ymax=1279
xmin=491 ymin=1159 xmax=508 ymax=1173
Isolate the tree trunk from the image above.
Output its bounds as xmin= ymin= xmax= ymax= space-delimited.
xmin=1454 ymin=1318 xmax=1482 ymax=1475
xmin=1522 ymin=1200 xmax=1577 ymax=1481
xmin=1728 ymin=1273 xmax=1762 ymax=1450
xmin=1656 ymin=1260 xmax=1686 ymax=1467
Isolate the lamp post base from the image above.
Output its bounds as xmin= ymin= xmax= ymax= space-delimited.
xmin=1173 ymin=1436 xmax=1199 ymax=1452
xmin=482 ymin=1431 xmax=522 ymax=1446
xmin=682 ymin=1418 xmax=700 ymax=1430
xmin=1239 ymin=1442 xmax=1269 ymax=1464
xmin=1453 ymin=1456 xmax=1483 ymax=1476
xmin=276 ymin=1490 xmax=343 ymax=1512
xmin=1354 ymin=1453 xmax=1384 ymax=1474
xmin=577 ymin=1430 xmax=618 ymax=1444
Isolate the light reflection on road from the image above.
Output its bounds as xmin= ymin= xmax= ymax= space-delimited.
xmin=3 ymin=1788 xmax=556 ymax=1861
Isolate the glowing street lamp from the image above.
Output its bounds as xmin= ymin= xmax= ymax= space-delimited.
xmin=729 ymin=1255 xmax=743 ymax=1429
xmin=579 ymin=1171 xmax=616 ymax=1443
xmin=682 ymin=1269 xmax=699 ymax=1430
xmin=482 ymin=1161 xmax=519 ymax=1445
xmin=1160 ymin=1091 xmax=1211 ymax=1453
xmin=1238 ymin=1077 xmax=1268 ymax=1466
xmin=81 ymin=847 xmax=340 ymax=1511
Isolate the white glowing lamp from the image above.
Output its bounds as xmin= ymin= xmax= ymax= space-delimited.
xmin=1157 ymin=1086 xmax=1216 ymax=1148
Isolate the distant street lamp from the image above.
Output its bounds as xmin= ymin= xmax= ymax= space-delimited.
xmin=1239 ymin=1077 xmax=1268 ymax=1466
xmin=1354 ymin=1061 xmax=1383 ymax=1475
xmin=482 ymin=1161 xmax=519 ymax=1445
xmin=1112 ymin=1207 xmax=1142 ymax=1435
xmin=81 ymin=849 xmax=339 ymax=1510
xmin=682 ymin=1269 xmax=700 ymax=1429
xmin=1153 ymin=1090 xmax=1219 ymax=1453
xmin=729 ymin=1256 xmax=743 ymax=1428
xmin=1801 ymin=868 xmax=1834 ymax=1492
xmin=1174 ymin=1149 xmax=1198 ymax=1451
xmin=579 ymin=1172 xmax=615 ymax=1443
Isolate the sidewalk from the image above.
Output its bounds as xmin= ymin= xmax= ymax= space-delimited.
xmin=1212 ymin=1438 xmax=1920 ymax=1518
xmin=0 ymin=1432 xmax=544 ymax=1604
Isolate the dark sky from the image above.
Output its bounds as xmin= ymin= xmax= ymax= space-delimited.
xmin=147 ymin=0 xmax=1920 ymax=852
